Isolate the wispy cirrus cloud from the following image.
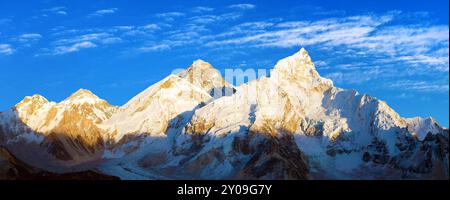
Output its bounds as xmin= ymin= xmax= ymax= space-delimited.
xmin=0 ymin=44 xmax=13 ymax=55
xmin=192 ymin=6 xmax=214 ymax=13
xmin=119 ymin=24 xmax=162 ymax=36
xmin=138 ymin=44 xmax=171 ymax=52
xmin=388 ymin=80 xmax=449 ymax=93
xmin=54 ymin=33 xmax=113 ymax=45
xmin=50 ymin=32 xmax=122 ymax=55
xmin=54 ymin=41 xmax=97 ymax=55
xmin=23 ymin=6 xmax=450 ymax=91
xmin=189 ymin=12 xmax=242 ymax=24
xmin=88 ymin=8 xmax=118 ymax=18
xmin=323 ymin=66 xmax=390 ymax=84
xmin=228 ymin=4 xmax=256 ymax=10
xmin=205 ymin=13 xmax=396 ymax=47
xmin=203 ymin=12 xmax=448 ymax=74
xmin=155 ymin=12 xmax=185 ymax=21
xmin=18 ymin=33 xmax=42 ymax=42
xmin=41 ymin=22 xmax=168 ymax=55
xmin=42 ymin=6 xmax=67 ymax=15
xmin=190 ymin=13 xmax=242 ymax=24
xmin=138 ymin=12 xmax=244 ymax=51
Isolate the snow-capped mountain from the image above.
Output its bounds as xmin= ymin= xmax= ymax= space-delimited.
xmin=0 ymin=89 xmax=117 ymax=172
xmin=99 ymin=60 xmax=237 ymax=159
xmin=97 ymin=48 xmax=448 ymax=180
xmin=0 ymin=48 xmax=448 ymax=179
xmin=177 ymin=59 xmax=236 ymax=98
xmin=170 ymin=49 xmax=448 ymax=179
xmin=100 ymin=74 xmax=213 ymax=158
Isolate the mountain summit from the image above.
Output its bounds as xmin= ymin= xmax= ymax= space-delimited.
xmin=178 ymin=59 xmax=236 ymax=98
xmin=0 ymin=89 xmax=117 ymax=171
xmin=63 ymin=89 xmax=101 ymax=103
xmin=0 ymin=48 xmax=448 ymax=179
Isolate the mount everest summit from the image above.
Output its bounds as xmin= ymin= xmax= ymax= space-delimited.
xmin=0 ymin=48 xmax=448 ymax=179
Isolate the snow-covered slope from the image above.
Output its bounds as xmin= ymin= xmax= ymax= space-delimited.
xmin=0 ymin=89 xmax=118 ymax=172
xmin=97 ymin=48 xmax=448 ymax=180
xmin=177 ymin=60 xmax=236 ymax=98
xmin=405 ymin=117 xmax=444 ymax=141
xmin=0 ymin=48 xmax=448 ymax=179
xmin=100 ymin=74 xmax=213 ymax=158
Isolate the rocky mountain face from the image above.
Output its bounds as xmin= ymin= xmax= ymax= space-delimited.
xmin=0 ymin=49 xmax=448 ymax=179
xmin=0 ymin=89 xmax=118 ymax=171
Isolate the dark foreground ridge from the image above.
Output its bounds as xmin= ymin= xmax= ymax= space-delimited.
xmin=1 ymin=146 xmax=118 ymax=180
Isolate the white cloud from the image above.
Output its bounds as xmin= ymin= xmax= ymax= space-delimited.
xmin=28 ymin=9 xmax=450 ymax=90
xmin=228 ymin=4 xmax=256 ymax=10
xmin=42 ymin=6 xmax=67 ymax=15
xmin=89 ymin=8 xmax=118 ymax=17
xmin=50 ymin=32 xmax=123 ymax=54
xmin=54 ymin=33 xmax=112 ymax=45
xmin=54 ymin=41 xmax=97 ymax=55
xmin=0 ymin=44 xmax=13 ymax=55
xmin=192 ymin=6 xmax=214 ymax=13
xmin=314 ymin=60 xmax=328 ymax=68
xmin=155 ymin=12 xmax=185 ymax=21
xmin=113 ymin=26 xmax=135 ymax=31
xmin=206 ymin=14 xmax=396 ymax=47
xmin=323 ymin=67 xmax=388 ymax=84
xmin=397 ymin=55 xmax=449 ymax=71
xmin=42 ymin=6 xmax=65 ymax=12
xmin=395 ymin=93 xmax=414 ymax=99
xmin=46 ymin=22 xmax=166 ymax=55
xmin=138 ymin=44 xmax=170 ymax=52
xmin=236 ymin=22 xmax=274 ymax=29
xmin=119 ymin=24 xmax=161 ymax=36
xmin=100 ymin=37 xmax=122 ymax=44
xmin=56 ymin=11 xmax=67 ymax=15
xmin=18 ymin=33 xmax=42 ymax=42
xmin=142 ymin=24 xmax=160 ymax=31
xmin=388 ymin=80 xmax=449 ymax=93
xmin=189 ymin=13 xmax=242 ymax=24
xmin=203 ymin=12 xmax=448 ymax=75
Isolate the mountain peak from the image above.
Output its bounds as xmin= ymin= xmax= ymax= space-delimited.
xmin=294 ymin=47 xmax=310 ymax=58
xmin=29 ymin=94 xmax=48 ymax=102
xmin=191 ymin=59 xmax=215 ymax=70
xmin=72 ymin=88 xmax=94 ymax=95
xmin=271 ymin=47 xmax=332 ymax=87
xmin=178 ymin=59 xmax=218 ymax=81
xmin=177 ymin=59 xmax=235 ymax=98
xmin=273 ymin=48 xmax=314 ymax=72
xmin=62 ymin=88 xmax=102 ymax=104
xmin=15 ymin=94 xmax=49 ymax=109
xmin=288 ymin=47 xmax=313 ymax=66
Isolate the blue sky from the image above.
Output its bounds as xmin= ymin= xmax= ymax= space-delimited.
xmin=0 ymin=0 xmax=448 ymax=126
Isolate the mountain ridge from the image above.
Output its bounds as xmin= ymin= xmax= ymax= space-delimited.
xmin=0 ymin=48 xmax=448 ymax=179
